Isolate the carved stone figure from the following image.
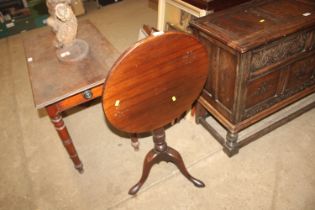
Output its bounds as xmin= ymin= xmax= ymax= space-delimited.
xmin=47 ymin=1 xmax=77 ymax=48
xmin=47 ymin=0 xmax=71 ymax=11
xmin=46 ymin=0 xmax=89 ymax=62
xmin=46 ymin=0 xmax=71 ymax=32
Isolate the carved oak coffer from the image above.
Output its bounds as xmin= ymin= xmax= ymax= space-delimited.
xmin=190 ymin=0 xmax=315 ymax=156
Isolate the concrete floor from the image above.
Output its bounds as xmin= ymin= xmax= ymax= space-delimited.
xmin=0 ymin=1 xmax=315 ymax=209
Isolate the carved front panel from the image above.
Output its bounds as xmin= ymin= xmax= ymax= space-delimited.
xmin=250 ymin=32 xmax=308 ymax=72
xmin=243 ymin=54 xmax=315 ymax=120
xmin=286 ymin=54 xmax=315 ymax=92
xmin=245 ymin=70 xmax=280 ymax=109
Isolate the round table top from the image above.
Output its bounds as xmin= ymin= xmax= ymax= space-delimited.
xmin=102 ymin=32 xmax=209 ymax=133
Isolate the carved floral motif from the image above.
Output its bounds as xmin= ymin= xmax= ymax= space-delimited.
xmin=252 ymin=81 xmax=270 ymax=97
xmin=250 ymin=33 xmax=307 ymax=71
xmin=243 ymin=77 xmax=315 ymax=120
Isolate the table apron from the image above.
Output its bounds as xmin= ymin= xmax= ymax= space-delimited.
xmin=56 ymin=85 xmax=103 ymax=112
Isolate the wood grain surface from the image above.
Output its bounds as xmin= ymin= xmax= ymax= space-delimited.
xmin=103 ymin=32 xmax=209 ymax=133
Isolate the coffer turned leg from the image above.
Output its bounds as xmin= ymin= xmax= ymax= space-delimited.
xmin=46 ymin=105 xmax=83 ymax=173
xmin=223 ymin=131 xmax=239 ymax=157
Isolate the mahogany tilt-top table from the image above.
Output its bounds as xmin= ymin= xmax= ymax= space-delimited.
xmin=23 ymin=20 xmax=120 ymax=173
xmin=102 ymin=32 xmax=209 ymax=194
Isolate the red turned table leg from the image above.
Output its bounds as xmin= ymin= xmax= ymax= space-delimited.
xmin=46 ymin=105 xmax=84 ymax=173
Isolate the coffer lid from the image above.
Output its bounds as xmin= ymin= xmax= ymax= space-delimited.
xmin=182 ymin=0 xmax=251 ymax=11
xmin=190 ymin=0 xmax=315 ymax=53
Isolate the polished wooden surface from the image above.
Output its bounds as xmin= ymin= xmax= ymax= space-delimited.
xmin=191 ymin=0 xmax=315 ymax=53
xmin=23 ymin=20 xmax=120 ymax=108
xmin=103 ymin=32 xmax=209 ymax=133
xmin=191 ymin=0 xmax=315 ymax=155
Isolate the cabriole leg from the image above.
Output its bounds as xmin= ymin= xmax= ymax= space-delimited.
xmin=128 ymin=128 xmax=204 ymax=195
